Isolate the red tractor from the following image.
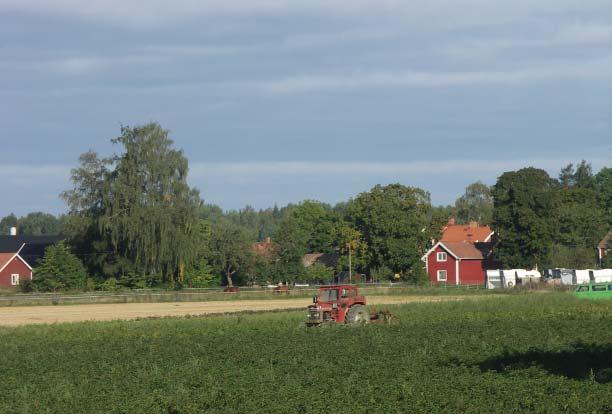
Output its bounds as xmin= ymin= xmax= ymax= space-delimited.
xmin=306 ymin=285 xmax=395 ymax=326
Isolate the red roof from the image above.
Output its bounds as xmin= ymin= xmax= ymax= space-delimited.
xmin=440 ymin=242 xmax=484 ymax=259
xmin=441 ymin=222 xmax=493 ymax=243
xmin=0 ymin=253 xmax=23 ymax=272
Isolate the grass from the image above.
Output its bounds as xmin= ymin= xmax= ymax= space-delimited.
xmin=0 ymin=293 xmax=610 ymax=413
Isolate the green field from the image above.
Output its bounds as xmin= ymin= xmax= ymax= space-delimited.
xmin=1 ymin=294 xmax=610 ymax=413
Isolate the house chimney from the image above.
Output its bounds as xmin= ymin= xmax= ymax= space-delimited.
xmin=469 ymin=221 xmax=478 ymax=228
xmin=265 ymin=237 xmax=271 ymax=244
xmin=447 ymin=217 xmax=455 ymax=226
xmin=9 ymin=227 xmax=17 ymax=236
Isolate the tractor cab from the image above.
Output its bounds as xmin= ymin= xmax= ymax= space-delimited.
xmin=306 ymin=285 xmax=368 ymax=326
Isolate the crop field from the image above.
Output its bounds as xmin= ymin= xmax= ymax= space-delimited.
xmin=0 ymin=293 xmax=610 ymax=413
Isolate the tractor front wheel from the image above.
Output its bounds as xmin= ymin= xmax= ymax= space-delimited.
xmin=346 ymin=305 xmax=370 ymax=324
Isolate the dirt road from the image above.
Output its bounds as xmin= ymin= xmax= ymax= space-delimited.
xmin=0 ymin=295 xmax=470 ymax=327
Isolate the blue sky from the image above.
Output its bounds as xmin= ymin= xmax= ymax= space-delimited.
xmin=1 ymin=0 xmax=611 ymax=216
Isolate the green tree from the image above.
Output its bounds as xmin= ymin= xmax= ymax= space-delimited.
xmin=595 ymin=167 xmax=612 ymax=227
xmin=0 ymin=214 xmax=18 ymax=235
xmin=18 ymin=212 xmax=64 ymax=235
xmin=274 ymin=216 xmax=309 ymax=281
xmin=62 ymin=123 xmax=201 ymax=283
xmin=549 ymin=244 xmax=596 ymax=269
xmin=33 ymin=242 xmax=88 ymax=291
xmin=290 ymin=200 xmax=338 ymax=253
xmin=454 ymin=181 xmax=493 ymax=224
xmin=346 ymin=184 xmax=432 ymax=281
xmin=207 ymin=221 xmax=255 ymax=287
xmin=303 ymin=263 xmax=333 ymax=283
xmin=492 ymin=168 xmax=558 ymax=267
xmin=335 ymin=223 xmax=368 ymax=274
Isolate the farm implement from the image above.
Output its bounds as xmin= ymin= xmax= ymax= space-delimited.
xmin=306 ymin=284 xmax=397 ymax=326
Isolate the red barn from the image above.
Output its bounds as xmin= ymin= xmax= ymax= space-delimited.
xmin=0 ymin=252 xmax=32 ymax=288
xmin=422 ymin=241 xmax=488 ymax=285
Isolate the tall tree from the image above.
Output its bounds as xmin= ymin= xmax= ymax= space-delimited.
xmin=454 ymin=181 xmax=493 ymax=224
xmin=207 ymin=221 xmax=255 ymax=287
xmin=346 ymin=184 xmax=431 ymax=281
xmin=62 ymin=123 xmax=201 ymax=282
xmin=492 ymin=168 xmax=558 ymax=268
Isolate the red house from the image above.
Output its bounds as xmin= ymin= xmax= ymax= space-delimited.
xmin=422 ymin=241 xmax=487 ymax=285
xmin=0 ymin=252 xmax=32 ymax=288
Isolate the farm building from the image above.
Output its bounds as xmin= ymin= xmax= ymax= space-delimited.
xmin=0 ymin=235 xmax=62 ymax=288
xmin=422 ymin=241 xmax=491 ymax=285
xmin=0 ymin=252 xmax=32 ymax=288
xmin=598 ymin=230 xmax=611 ymax=264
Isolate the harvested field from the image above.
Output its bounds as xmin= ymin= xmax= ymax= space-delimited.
xmin=0 ymin=295 xmax=472 ymax=326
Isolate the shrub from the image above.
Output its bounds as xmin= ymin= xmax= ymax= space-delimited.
xmin=33 ymin=242 xmax=88 ymax=292
xmin=18 ymin=279 xmax=33 ymax=293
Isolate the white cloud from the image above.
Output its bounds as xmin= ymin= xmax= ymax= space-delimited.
xmin=443 ymin=22 xmax=612 ymax=61
xmin=2 ymin=0 xmax=610 ymax=28
xmin=190 ymin=158 xmax=610 ymax=180
xmin=246 ymin=58 xmax=612 ymax=94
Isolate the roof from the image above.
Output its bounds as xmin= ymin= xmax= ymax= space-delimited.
xmin=0 ymin=252 xmax=32 ymax=273
xmin=422 ymin=241 xmax=487 ymax=261
xmin=251 ymin=237 xmax=278 ymax=259
xmin=302 ymin=252 xmax=339 ymax=268
xmin=598 ymin=230 xmax=612 ymax=249
xmin=0 ymin=253 xmax=15 ymax=272
xmin=441 ymin=242 xmax=485 ymax=259
xmin=0 ymin=235 xmax=63 ymax=267
xmin=441 ymin=222 xmax=494 ymax=243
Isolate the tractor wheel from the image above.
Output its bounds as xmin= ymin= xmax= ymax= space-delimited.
xmin=346 ymin=305 xmax=370 ymax=324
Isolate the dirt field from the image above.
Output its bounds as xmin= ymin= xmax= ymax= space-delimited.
xmin=0 ymin=295 xmax=472 ymax=327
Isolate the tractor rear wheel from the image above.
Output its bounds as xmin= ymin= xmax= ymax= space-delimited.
xmin=346 ymin=305 xmax=370 ymax=324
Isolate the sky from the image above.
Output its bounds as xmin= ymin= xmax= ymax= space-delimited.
xmin=1 ymin=0 xmax=611 ymax=216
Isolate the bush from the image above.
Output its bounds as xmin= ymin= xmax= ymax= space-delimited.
xmin=100 ymin=278 xmax=119 ymax=292
xmin=33 ymin=242 xmax=88 ymax=292
xmin=18 ymin=279 xmax=33 ymax=293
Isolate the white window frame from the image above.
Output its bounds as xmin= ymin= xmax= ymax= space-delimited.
xmin=11 ymin=274 xmax=19 ymax=286
xmin=437 ymin=252 xmax=447 ymax=262
xmin=437 ymin=270 xmax=447 ymax=282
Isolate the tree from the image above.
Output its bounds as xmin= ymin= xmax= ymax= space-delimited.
xmin=492 ymin=168 xmax=558 ymax=268
xmin=334 ymin=223 xmax=368 ymax=275
xmin=346 ymin=184 xmax=432 ymax=281
xmin=207 ymin=221 xmax=255 ymax=287
xmin=0 ymin=214 xmax=18 ymax=235
xmin=61 ymin=124 xmax=201 ymax=283
xmin=17 ymin=212 xmax=63 ymax=235
xmin=33 ymin=242 xmax=88 ymax=291
xmin=274 ymin=216 xmax=309 ymax=281
xmin=289 ymin=200 xmax=338 ymax=253
xmin=559 ymin=160 xmax=594 ymax=189
xmin=454 ymin=181 xmax=493 ymax=224
xmin=595 ymin=167 xmax=612 ymax=227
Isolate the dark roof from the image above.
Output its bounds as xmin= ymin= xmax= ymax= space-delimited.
xmin=598 ymin=230 xmax=612 ymax=250
xmin=302 ymin=252 xmax=339 ymax=268
xmin=0 ymin=235 xmax=63 ymax=267
xmin=440 ymin=241 xmax=485 ymax=260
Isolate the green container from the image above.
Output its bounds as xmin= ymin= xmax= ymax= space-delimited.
xmin=573 ymin=283 xmax=612 ymax=300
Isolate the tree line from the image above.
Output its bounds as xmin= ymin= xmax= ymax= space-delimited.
xmin=3 ymin=123 xmax=611 ymax=291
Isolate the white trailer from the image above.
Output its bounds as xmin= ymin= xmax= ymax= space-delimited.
xmin=486 ymin=270 xmax=503 ymax=289
xmin=592 ymin=269 xmax=612 ymax=283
